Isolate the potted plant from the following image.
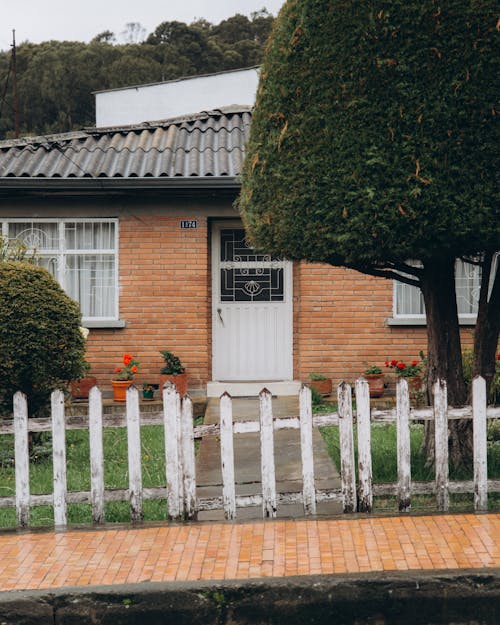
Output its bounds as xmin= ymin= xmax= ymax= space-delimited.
xmin=385 ymin=357 xmax=424 ymax=392
xmin=159 ymin=350 xmax=187 ymax=397
xmin=308 ymin=372 xmax=332 ymax=396
xmin=112 ymin=353 xmax=140 ymax=402
xmin=70 ymin=360 xmax=98 ymax=400
xmin=142 ymin=383 xmax=159 ymax=401
xmin=363 ymin=364 xmax=385 ymax=398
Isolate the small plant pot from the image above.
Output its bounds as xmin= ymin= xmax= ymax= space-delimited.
xmin=159 ymin=372 xmax=188 ymax=397
xmin=365 ymin=373 xmax=385 ymax=398
xmin=309 ymin=378 xmax=332 ymax=396
xmin=111 ymin=379 xmax=133 ymax=402
xmin=70 ymin=376 xmax=98 ymax=400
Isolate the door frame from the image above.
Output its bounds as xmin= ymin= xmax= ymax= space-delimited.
xmin=211 ymin=220 xmax=294 ymax=382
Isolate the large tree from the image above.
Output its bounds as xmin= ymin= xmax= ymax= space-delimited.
xmin=239 ymin=0 xmax=499 ymax=467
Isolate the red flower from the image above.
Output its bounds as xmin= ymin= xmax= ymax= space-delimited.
xmin=131 ymin=365 xmax=138 ymax=373
xmin=114 ymin=367 xmax=122 ymax=373
xmin=384 ymin=361 xmax=390 ymax=367
xmin=397 ymin=362 xmax=406 ymax=370
xmin=411 ymin=360 xmax=419 ymax=367
xmin=497 ymin=353 xmax=500 ymax=360
xmin=123 ymin=354 xmax=133 ymax=365
xmin=390 ymin=359 xmax=398 ymax=367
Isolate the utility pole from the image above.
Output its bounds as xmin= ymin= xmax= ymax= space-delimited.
xmin=12 ymin=29 xmax=19 ymax=138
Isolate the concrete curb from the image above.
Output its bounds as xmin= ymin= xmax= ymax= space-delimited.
xmin=0 ymin=568 xmax=498 ymax=625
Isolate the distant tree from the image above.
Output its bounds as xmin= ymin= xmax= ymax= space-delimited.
xmin=239 ymin=0 xmax=499 ymax=468
xmin=91 ymin=30 xmax=116 ymax=44
xmin=120 ymin=22 xmax=146 ymax=44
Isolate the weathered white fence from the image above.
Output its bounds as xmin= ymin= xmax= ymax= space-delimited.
xmin=0 ymin=377 xmax=499 ymax=528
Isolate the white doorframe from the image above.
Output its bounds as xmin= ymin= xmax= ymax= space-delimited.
xmin=210 ymin=221 xmax=295 ymax=393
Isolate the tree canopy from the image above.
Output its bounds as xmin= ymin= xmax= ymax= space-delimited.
xmin=0 ymin=10 xmax=275 ymax=138
xmin=239 ymin=0 xmax=499 ymax=467
xmin=239 ymin=0 xmax=498 ymax=271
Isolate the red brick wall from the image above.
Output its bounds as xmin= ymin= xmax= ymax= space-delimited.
xmin=84 ymin=216 xmax=475 ymax=394
xmin=294 ymin=261 xmax=474 ymax=387
xmin=85 ymin=215 xmax=210 ymax=393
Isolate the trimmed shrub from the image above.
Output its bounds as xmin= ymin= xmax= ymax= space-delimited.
xmin=0 ymin=261 xmax=86 ymax=416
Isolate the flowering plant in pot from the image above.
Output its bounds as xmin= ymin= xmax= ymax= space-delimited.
xmin=112 ymin=354 xmax=140 ymax=401
xmin=159 ymin=350 xmax=187 ymax=397
xmin=385 ymin=357 xmax=424 ymax=391
xmin=308 ymin=372 xmax=332 ymax=396
xmin=363 ymin=364 xmax=385 ymax=398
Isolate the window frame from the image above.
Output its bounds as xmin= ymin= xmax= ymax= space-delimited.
xmin=1 ymin=217 xmax=120 ymax=325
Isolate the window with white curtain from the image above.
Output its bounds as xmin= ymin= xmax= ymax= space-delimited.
xmin=394 ymin=259 xmax=481 ymax=319
xmin=1 ymin=219 xmax=118 ymax=321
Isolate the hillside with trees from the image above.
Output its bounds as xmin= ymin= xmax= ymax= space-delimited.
xmin=0 ymin=10 xmax=274 ymax=138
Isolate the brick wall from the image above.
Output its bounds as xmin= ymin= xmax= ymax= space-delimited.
xmin=295 ymin=261 xmax=474 ymax=387
xmin=85 ymin=215 xmax=210 ymax=393
xmin=84 ymin=215 xmax=475 ymax=395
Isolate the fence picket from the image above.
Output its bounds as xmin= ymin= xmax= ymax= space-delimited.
xmin=51 ymin=389 xmax=67 ymax=526
xmin=472 ymin=376 xmax=488 ymax=511
xmin=260 ymin=388 xmax=277 ymax=517
xmin=299 ymin=385 xmax=317 ymax=515
xmin=396 ymin=378 xmax=411 ymax=512
xmin=220 ymin=393 xmax=236 ymax=520
xmin=434 ymin=379 xmax=449 ymax=512
xmin=163 ymin=386 xmax=182 ymax=520
xmin=355 ymin=379 xmax=372 ymax=513
xmin=14 ymin=392 xmax=30 ymax=527
xmin=338 ymin=382 xmax=356 ymax=513
xmin=88 ymin=386 xmax=105 ymax=523
xmin=126 ymin=385 xmax=143 ymax=522
xmin=181 ymin=396 xmax=197 ymax=519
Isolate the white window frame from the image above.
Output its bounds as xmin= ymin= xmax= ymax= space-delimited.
xmin=392 ymin=256 xmax=498 ymax=325
xmin=1 ymin=218 xmax=120 ymax=324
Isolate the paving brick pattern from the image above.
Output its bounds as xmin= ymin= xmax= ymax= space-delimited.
xmin=0 ymin=514 xmax=498 ymax=592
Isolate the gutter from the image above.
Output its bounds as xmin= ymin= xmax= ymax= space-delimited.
xmin=0 ymin=177 xmax=241 ymax=192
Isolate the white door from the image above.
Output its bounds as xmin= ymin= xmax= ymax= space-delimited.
xmin=212 ymin=222 xmax=293 ymax=381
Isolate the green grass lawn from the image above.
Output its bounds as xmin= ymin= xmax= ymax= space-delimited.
xmin=0 ymin=425 xmax=169 ymax=527
xmin=320 ymin=421 xmax=500 ymax=512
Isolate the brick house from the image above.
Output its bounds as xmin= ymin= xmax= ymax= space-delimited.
xmin=0 ymin=106 xmax=478 ymax=397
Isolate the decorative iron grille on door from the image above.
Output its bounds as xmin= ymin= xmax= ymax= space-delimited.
xmin=219 ymin=228 xmax=284 ymax=302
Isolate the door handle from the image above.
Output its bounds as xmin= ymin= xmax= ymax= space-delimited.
xmin=217 ymin=308 xmax=225 ymax=327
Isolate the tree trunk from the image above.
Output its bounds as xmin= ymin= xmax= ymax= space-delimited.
xmin=419 ymin=257 xmax=469 ymax=470
xmin=473 ymin=253 xmax=500 ymax=400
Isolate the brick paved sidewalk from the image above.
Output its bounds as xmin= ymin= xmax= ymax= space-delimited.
xmin=0 ymin=513 xmax=498 ymax=592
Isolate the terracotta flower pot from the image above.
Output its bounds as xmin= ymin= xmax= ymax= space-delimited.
xmin=309 ymin=378 xmax=332 ymax=396
xmin=70 ymin=376 xmax=97 ymax=400
xmin=111 ymin=379 xmax=133 ymax=402
xmin=365 ymin=373 xmax=385 ymax=398
xmin=159 ymin=372 xmax=188 ymax=397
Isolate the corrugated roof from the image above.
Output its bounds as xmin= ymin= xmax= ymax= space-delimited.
xmin=0 ymin=106 xmax=251 ymax=179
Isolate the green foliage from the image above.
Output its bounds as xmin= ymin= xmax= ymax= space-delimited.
xmin=0 ymin=11 xmax=275 ymax=138
xmin=160 ymin=350 xmax=185 ymax=375
xmin=0 ymin=261 xmax=86 ymax=416
xmin=239 ymin=0 xmax=499 ymax=268
xmin=309 ymin=371 xmax=327 ymax=381
xmin=463 ymin=349 xmax=500 ymax=403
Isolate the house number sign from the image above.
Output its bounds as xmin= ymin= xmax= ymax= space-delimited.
xmin=180 ymin=220 xmax=197 ymax=229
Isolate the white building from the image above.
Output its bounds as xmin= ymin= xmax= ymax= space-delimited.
xmin=94 ymin=67 xmax=259 ymax=127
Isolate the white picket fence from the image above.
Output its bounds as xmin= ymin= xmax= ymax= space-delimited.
xmin=0 ymin=377 xmax=499 ymax=528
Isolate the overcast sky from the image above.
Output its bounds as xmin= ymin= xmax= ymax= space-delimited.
xmin=1 ymin=0 xmax=285 ymax=51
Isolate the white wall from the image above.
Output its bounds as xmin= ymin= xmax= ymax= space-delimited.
xmin=95 ymin=68 xmax=259 ymax=127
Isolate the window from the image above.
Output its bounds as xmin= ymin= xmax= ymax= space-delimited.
xmin=394 ymin=259 xmax=481 ymax=320
xmin=1 ymin=219 xmax=118 ymax=322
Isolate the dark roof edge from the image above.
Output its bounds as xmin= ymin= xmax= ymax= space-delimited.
xmin=0 ymin=177 xmax=241 ymax=191
xmin=92 ymin=67 xmax=260 ymax=95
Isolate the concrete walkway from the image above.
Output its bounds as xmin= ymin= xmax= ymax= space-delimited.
xmin=196 ymin=395 xmax=342 ymax=520
xmin=0 ymin=513 xmax=497 ymax=591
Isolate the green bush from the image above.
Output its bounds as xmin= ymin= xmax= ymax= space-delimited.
xmin=0 ymin=261 xmax=86 ymax=416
